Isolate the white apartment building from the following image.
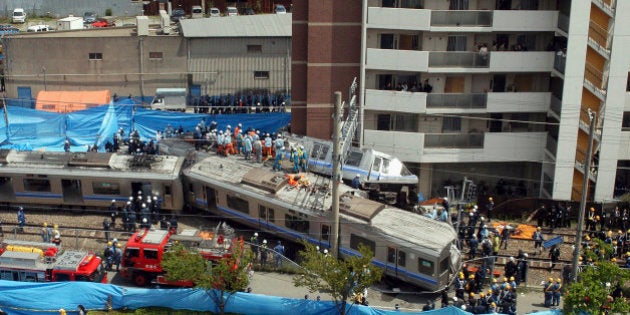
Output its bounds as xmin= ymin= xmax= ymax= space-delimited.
xmin=359 ymin=0 xmax=630 ymax=202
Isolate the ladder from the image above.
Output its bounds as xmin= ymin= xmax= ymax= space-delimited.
xmin=339 ymin=78 xmax=359 ymax=166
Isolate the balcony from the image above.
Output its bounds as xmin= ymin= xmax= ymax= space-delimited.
xmin=428 ymin=51 xmax=489 ymax=70
xmin=492 ymin=10 xmax=558 ymax=32
xmin=584 ymin=62 xmax=606 ymax=99
xmin=546 ymin=134 xmax=558 ymax=156
xmin=366 ymin=48 xmax=429 ymax=72
xmin=364 ymin=130 xmax=546 ymax=163
xmin=592 ymin=0 xmax=616 ymax=17
xmin=367 ymin=7 xmax=431 ymax=30
xmin=364 ymin=89 xmax=427 ymax=114
xmin=486 ymin=92 xmax=551 ymax=112
xmin=426 ymin=93 xmax=486 ymax=110
xmin=489 ymin=51 xmax=555 ymax=72
xmin=557 ymin=13 xmax=570 ymax=34
xmin=554 ymin=52 xmax=566 ymax=75
xmin=549 ymin=95 xmax=562 ymax=118
xmin=588 ymin=21 xmax=611 ymax=58
xmin=430 ymin=10 xmax=492 ymax=28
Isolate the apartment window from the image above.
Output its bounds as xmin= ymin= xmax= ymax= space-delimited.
xmin=254 ymin=71 xmax=269 ymax=80
xmin=442 ymin=117 xmax=461 ymax=132
xmin=247 ymin=45 xmax=262 ymax=53
xmin=88 ymin=53 xmax=103 ymax=60
xmin=149 ymin=52 xmax=163 ymax=60
xmin=377 ymin=114 xmax=417 ymax=132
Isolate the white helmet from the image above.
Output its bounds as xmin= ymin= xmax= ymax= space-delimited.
xmin=443 ymin=197 xmax=448 ymax=201
xmin=323 ymin=249 xmax=328 ymax=254
xmin=254 ymin=232 xmax=258 ymax=237
xmin=112 ymin=199 xmax=116 ymax=203
xmin=263 ymin=239 xmax=267 ymax=244
xmin=142 ymin=203 xmax=146 ymax=208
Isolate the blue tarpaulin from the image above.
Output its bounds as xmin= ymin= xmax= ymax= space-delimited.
xmin=0 ymin=280 xmax=564 ymax=315
xmin=0 ymin=101 xmax=291 ymax=152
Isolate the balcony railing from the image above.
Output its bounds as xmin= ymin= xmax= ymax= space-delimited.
xmin=584 ymin=62 xmax=604 ymax=90
xmin=550 ymin=95 xmax=562 ymax=116
xmin=424 ymin=133 xmax=484 ymax=148
xmin=588 ymin=21 xmax=610 ymax=51
xmin=429 ymin=52 xmax=490 ymax=68
xmin=557 ymin=13 xmax=569 ymax=33
xmin=426 ymin=93 xmax=487 ymax=109
xmin=430 ymin=10 xmax=492 ymax=27
xmin=554 ymin=52 xmax=566 ymax=74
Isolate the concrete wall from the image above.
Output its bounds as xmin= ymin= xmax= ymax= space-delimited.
xmin=0 ymin=0 xmax=143 ymax=18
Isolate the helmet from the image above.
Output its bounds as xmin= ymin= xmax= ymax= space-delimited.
xmin=254 ymin=232 xmax=258 ymax=237
xmin=469 ymin=274 xmax=475 ymax=279
xmin=142 ymin=218 xmax=147 ymax=223
xmin=480 ymin=293 xmax=485 ymax=297
xmin=469 ymin=292 xmax=475 ymax=297
xmin=142 ymin=203 xmax=146 ymax=208
xmin=503 ymin=277 xmax=508 ymax=282
xmin=490 ymin=302 xmax=496 ymax=307
xmin=153 ymin=196 xmax=158 ymax=200
xmin=54 ymin=224 xmax=58 ymax=228
xmin=556 ymin=278 xmax=561 ymax=283
xmin=129 ymin=196 xmax=133 ymax=201
xmin=112 ymin=199 xmax=116 ymax=203
xmin=596 ymin=216 xmax=600 ymax=220
xmin=117 ymin=243 xmax=122 ymax=248
xmin=537 ymin=226 xmax=541 ymax=231
xmin=459 ymin=274 xmax=464 ymax=280
xmin=487 ymin=289 xmax=492 ymax=294
xmin=492 ymin=278 xmax=497 ymax=283
xmin=107 ymin=242 xmax=112 ymax=246
xmin=18 ymin=206 xmax=23 ymax=210
xmin=509 ymin=276 xmax=515 ymax=281
xmin=138 ymin=190 xmax=142 ymax=195
xmin=43 ymin=223 xmax=48 ymax=227
xmin=323 ymin=249 xmax=328 ymax=254
xmin=549 ymin=277 xmax=554 ymax=282
xmin=590 ymin=207 xmax=595 ymax=211
xmin=505 ymin=285 xmax=511 ymax=290
xmin=489 ymin=197 xmax=493 ymax=201
xmin=355 ymin=174 xmax=360 ymax=178
xmin=263 ymin=239 xmax=267 ymax=244
xmin=611 ymin=258 xmax=617 ymax=262
xmin=443 ymin=197 xmax=448 ymax=201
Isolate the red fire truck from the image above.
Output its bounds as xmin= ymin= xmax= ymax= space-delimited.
xmin=120 ymin=226 xmax=234 ymax=287
xmin=0 ymin=240 xmax=106 ymax=283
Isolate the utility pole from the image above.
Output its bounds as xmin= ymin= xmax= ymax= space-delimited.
xmin=331 ymin=91 xmax=342 ymax=258
xmin=572 ymin=109 xmax=596 ymax=282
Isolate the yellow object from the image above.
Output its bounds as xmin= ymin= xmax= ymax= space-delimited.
xmin=556 ymin=278 xmax=561 ymax=283
xmin=509 ymin=276 xmax=515 ymax=281
xmin=43 ymin=222 xmax=48 ymax=227
xmin=5 ymin=245 xmax=44 ymax=257
xmin=469 ymin=292 xmax=475 ymax=297
xmin=548 ymin=277 xmax=553 ymax=282
xmin=59 ymin=309 xmax=66 ymax=315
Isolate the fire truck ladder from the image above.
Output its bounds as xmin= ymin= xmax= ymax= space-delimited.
xmin=339 ymin=77 xmax=359 ymax=167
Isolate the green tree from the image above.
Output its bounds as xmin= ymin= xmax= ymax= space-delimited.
xmin=563 ymin=240 xmax=630 ymax=315
xmin=293 ymin=242 xmax=383 ymax=315
xmin=162 ymin=240 xmax=253 ymax=315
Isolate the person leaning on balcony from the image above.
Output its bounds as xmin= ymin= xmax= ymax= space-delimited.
xmin=478 ymin=44 xmax=489 ymax=60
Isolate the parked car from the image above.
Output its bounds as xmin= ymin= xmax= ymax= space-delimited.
xmin=241 ymin=8 xmax=255 ymax=15
xmin=27 ymin=24 xmax=52 ymax=32
xmin=0 ymin=24 xmax=20 ymax=35
xmin=83 ymin=12 xmax=97 ymax=24
xmin=12 ymin=8 xmax=26 ymax=23
xmin=209 ymin=7 xmax=221 ymax=17
xmin=274 ymin=4 xmax=287 ymax=14
xmin=91 ymin=17 xmax=115 ymax=28
xmin=170 ymin=9 xmax=186 ymax=22
xmin=191 ymin=6 xmax=203 ymax=18
xmin=226 ymin=7 xmax=238 ymax=16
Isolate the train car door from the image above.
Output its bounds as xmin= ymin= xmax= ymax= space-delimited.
xmin=258 ymin=205 xmax=275 ymax=231
xmin=61 ymin=179 xmax=83 ymax=203
xmin=368 ymin=157 xmax=382 ymax=181
xmin=131 ymin=182 xmax=152 ymax=198
xmin=205 ymin=186 xmax=216 ymax=208
xmin=386 ymin=247 xmax=407 ymax=278
xmin=0 ymin=176 xmax=16 ymax=201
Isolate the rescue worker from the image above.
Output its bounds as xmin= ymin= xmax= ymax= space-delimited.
xmin=17 ymin=206 xmax=25 ymax=233
xmin=104 ymin=242 xmax=113 ymax=270
xmin=244 ymin=133 xmax=252 ymax=160
xmin=298 ymin=145 xmax=308 ymax=172
xmin=159 ymin=216 xmax=169 ymax=230
xmin=455 ymin=273 xmax=466 ymax=300
xmin=587 ymin=207 xmax=596 ymax=231
xmin=64 ymin=139 xmax=71 ymax=152
xmin=42 ymin=222 xmax=52 ymax=243
xmin=253 ymin=136 xmax=263 ymax=163
xmin=109 ymin=200 xmax=118 ymax=228
xmin=263 ymin=133 xmax=273 ymax=160
xmin=291 ymin=147 xmax=300 ymax=173
xmin=113 ymin=243 xmax=123 ymax=271
xmin=260 ymin=239 xmax=269 ymax=267
xmin=533 ymin=226 xmax=544 ymax=255
xmin=250 ymin=232 xmax=260 ymax=261
xmin=103 ymin=218 xmax=111 ymax=242
xmin=351 ymin=174 xmax=361 ymax=189
xmin=486 ymin=197 xmax=494 ymax=222
xmin=543 ymin=277 xmax=553 ymax=307
xmin=273 ymin=240 xmax=285 ymax=269
xmin=552 ymin=278 xmax=562 ymax=306
xmin=273 ymin=142 xmax=284 ymax=171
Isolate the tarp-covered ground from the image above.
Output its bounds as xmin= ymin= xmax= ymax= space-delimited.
xmin=0 ymin=280 xmax=564 ymax=315
xmin=0 ymin=99 xmax=291 ymax=152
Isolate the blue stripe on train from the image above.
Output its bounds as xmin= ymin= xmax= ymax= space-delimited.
xmin=200 ymin=199 xmax=438 ymax=287
xmin=15 ymin=193 xmax=133 ymax=203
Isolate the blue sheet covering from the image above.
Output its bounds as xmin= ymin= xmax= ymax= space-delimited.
xmin=0 ymin=101 xmax=291 ymax=152
xmin=0 ymin=280 xmax=565 ymax=315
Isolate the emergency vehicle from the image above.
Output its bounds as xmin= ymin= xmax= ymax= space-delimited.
xmin=0 ymin=240 xmax=106 ymax=283
xmin=120 ymin=225 xmax=234 ymax=287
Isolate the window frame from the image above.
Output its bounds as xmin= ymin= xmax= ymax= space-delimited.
xmin=88 ymin=52 xmax=103 ymax=60
xmin=254 ymin=71 xmax=270 ymax=80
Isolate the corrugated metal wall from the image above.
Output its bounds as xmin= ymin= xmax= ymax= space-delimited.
xmin=188 ymin=37 xmax=291 ymax=96
xmin=0 ymin=0 xmax=143 ymax=18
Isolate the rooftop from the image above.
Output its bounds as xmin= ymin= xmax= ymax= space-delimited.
xmin=179 ymin=13 xmax=292 ymax=38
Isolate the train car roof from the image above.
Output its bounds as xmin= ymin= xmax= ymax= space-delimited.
xmin=0 ymin=150 xmax=184 ymax=179
xmin=186 ymin=154 xmax=357 ymax=215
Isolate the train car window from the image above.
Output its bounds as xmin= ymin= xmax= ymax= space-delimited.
xmin=285 ymin=212 xmax=309 ymax=233
xmin=268 ymin=208 xmax=275 ymax=223
xmin=144 ymin=249 xmax=159 ymax=260
xmin=387 ymin=247 xmax=396 ymax=263
xmin=227 ymin=195 xmax=250 ymax=214
xmin=372 ymin=157 xmax=382 ymax=172
xmin=417 ymin=258 xmax=434 ymax=276
xmin=92 ymin=182 xmax=121 ymax=195
xmin=321 ymin=224 xmax=330 ymax=241
xmin=259 ymin=206 xmax=267 ymax=220
xmin=345 ymin=152 xmax=363 ymax=166
xmin=350 ymin=234 xmax=376 ymax=254
xmin=382 ymin=159 xmax=390 ymax=174
xmin=23 ymin=178 xmax=51 ymax=192
xmin=55 ymin=273 xmax=71 ymax=282
xmin=397 ymin=250 xmax=406 ymax=267
xmin=165 ymin=186 xmax=171 ymax=195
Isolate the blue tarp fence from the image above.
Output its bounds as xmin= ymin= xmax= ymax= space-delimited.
xmin=0 ymin=280 xmax=562 ymax=315
xmin=0 ymin=280 xmax=564 ymax=315
xmin=0 ymin=100 xmax=291 ymax=152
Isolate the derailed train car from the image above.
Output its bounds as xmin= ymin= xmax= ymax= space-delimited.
xmin=183 ymin=154 xmax=460 ymax=291
xmin=0 ymin=150 xmax=185 ymax=211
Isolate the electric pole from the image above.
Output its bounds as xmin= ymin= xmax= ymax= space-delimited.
xmin=331 ymin=91 xmax=342 ymax=258
xmin=572 ymin=109 xmax=596 ymax=282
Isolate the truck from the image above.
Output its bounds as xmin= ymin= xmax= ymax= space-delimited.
xmin=56 ymin=16 xmax=84 ymax=31
xmin=150 ymin=88 xmax=188 ymax=111
xmin=120 ymin=223 xmax=235 ymax=287
xmin=0 ymin=240 xmax=106 ymax=283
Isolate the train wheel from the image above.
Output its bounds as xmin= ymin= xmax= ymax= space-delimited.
xmin=133 ymin=272 xmax=150 ymax=287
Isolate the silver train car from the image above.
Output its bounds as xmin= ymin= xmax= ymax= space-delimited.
xmin=287 ymin=135 xmax=418 ymax=192
xmin=183 ymin=154 xmax=460 ymax=291
xmin=0 ymin=150 xmax=185 ymax=211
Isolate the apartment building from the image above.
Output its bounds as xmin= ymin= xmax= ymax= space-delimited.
xmin=294 ymin=0 xmax=630 ymax=202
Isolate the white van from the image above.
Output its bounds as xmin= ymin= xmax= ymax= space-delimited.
xmin=12 ymin=8 xmax=26 ymax=23
xmin=226 ymin=7 xmax=238 ymax=16
xmin=191 ymin=6 xmax=203 ymax=19
xmin=209 ymin=7 xmax=220 ymax=17
xmin=151 ymin=88 xmax=187 ymax=111
xmin=27 ymin=24 xmax=51 ymax=32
